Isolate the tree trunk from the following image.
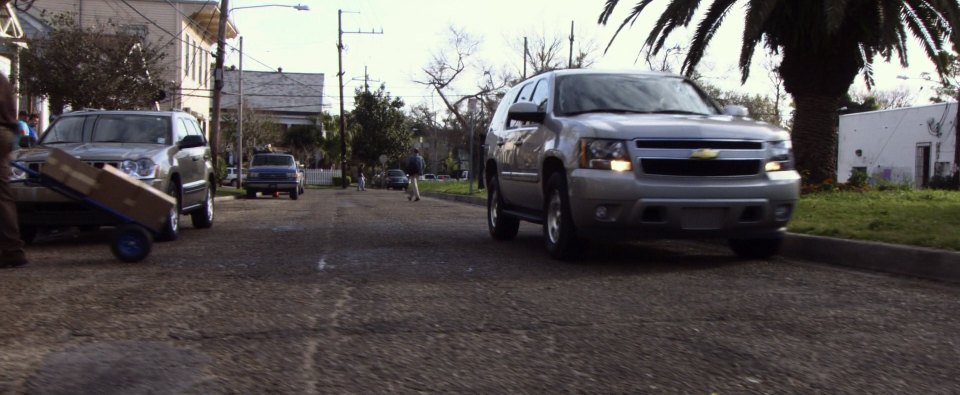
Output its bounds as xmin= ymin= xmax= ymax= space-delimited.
xmin=791 ymin=93 xmax=842 ymax=185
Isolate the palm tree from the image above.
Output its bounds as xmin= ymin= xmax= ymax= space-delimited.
xmin=598 ymin=0 xmax=960 ymax=185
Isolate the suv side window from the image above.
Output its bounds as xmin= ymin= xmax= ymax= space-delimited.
xmin=530 ymin=78 xmax=550 ymax=112
xmin=183 ymin=117 xmax=204 ymax=140
xmin=175 ymin=118 xmax=190 ymax=143
xmin=508 ymin=82 xmax=536 ymax=129
xmin=491 ymin=86 xmax=521 ymax=132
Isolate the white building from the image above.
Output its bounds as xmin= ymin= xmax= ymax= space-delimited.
xmin=838 ymin=102 xmax=958 ymax=188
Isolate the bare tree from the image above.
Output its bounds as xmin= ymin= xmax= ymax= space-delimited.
xmin=849 ymin=88 xmax=915 ymax=110
xmin=415 ymin=27 xmax=510 ymax=132
xmin=511 ymin=30 xmax=599 ymax=77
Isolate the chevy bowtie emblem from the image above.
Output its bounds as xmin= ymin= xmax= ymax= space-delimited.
xmin=690 ymin=148 xmax=720 ymax=160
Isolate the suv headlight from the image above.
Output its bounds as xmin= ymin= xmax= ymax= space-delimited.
xmin=249 ymin=172 xmax=260 ymax=179
xmin=580 ymin=139 xmax=632 ymax=172
xmin=119 ymin=159 xmax=158 ymax=179
xmin=765 ymin=140 xmax=794 ymax=172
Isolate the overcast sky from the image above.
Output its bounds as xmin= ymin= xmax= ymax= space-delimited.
xmin=225 ymin=0 xmax=943 ymax=114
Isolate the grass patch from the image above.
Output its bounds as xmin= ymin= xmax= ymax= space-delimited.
xmin=416 ymin=180 xmax=485 ymax=197
xmin=215 ymin=187 xmax=244 ymax=198
xmin=792 ymin=189 xmax=960 ymax=251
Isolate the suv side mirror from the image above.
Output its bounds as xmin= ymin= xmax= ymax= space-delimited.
xmin=722 ymin=105 xmax=749 ymax=117
xmin=179 ymin=135 xmax=205 ymax=149
xmin=508 ymin=102 xmax=546 ymax=123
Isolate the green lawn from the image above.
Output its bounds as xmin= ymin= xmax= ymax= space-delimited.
xmin=416 ymin=179 xmax=485 ymax=196
xmin=419 ymin=180 xmax=960 ymax=251
xmin=791 ymin=190 xmax=960 ymax=251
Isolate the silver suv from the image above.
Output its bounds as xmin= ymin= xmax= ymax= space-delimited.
xmin=10 ymin=110 xmax=216 ymax=242
xmin=484 ymin=70 xmax=800 ymax=259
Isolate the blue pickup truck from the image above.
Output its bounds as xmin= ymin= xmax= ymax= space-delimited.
xmin=243 ymin=153 xmax=304 ymax=200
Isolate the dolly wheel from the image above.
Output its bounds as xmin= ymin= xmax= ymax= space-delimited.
xmin=111 ymin=224 xmax=153 ymax=263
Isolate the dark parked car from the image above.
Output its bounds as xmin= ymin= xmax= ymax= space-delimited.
xmin=384 ymin=169 xmax=409 ymax=190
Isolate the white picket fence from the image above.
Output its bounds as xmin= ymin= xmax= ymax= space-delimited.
xmin=303 ymin=169 xmax=342 ymax=186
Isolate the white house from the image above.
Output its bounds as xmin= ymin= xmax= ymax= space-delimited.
xmin=838 ymin=102 xmax=958 ymax=188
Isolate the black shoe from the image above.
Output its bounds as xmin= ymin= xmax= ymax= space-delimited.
xmin=0 ymin=250 xmax=29 ymax=268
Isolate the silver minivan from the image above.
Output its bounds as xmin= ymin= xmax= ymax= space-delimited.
xmin=483 ymin=69 xmax=801 ymax=260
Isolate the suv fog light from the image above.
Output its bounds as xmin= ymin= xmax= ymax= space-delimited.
xmin=595 ymin=206 xmax=608 ymax=219
xmin=774 ymin=204 xmax=792 ymax=221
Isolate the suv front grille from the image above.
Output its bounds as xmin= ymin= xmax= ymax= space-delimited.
xmin=641 ymin=159 xmax=761 ymax=176
xmin=634 ymin=139 xmax=765 ymax=177
xmin=259 ymin=173 xmax=290 ymax=180
xmin=26 ymin=161 xmax=119 ymax=177
xmin=636 ymin=140 xmax=763 ymax=150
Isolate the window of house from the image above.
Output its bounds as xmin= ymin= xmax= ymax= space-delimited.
xmin=119 ymin=24 xmax=147 ymax=40
xmin=184 ymin=36 xmax=191 ymax=76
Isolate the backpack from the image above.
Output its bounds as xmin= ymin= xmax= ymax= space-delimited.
xmin=404 ymin=155 xmax=422 ymax=175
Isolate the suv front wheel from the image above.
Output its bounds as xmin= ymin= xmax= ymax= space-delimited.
xmin=157 ymin=182 xmax=181 ymax=241
xmin=190 ymin=185 xmax=215 ymax=229
xmin=544 ymin=173 xmax=584 ymax=260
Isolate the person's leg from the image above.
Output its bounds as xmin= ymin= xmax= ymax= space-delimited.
xmin=412 ymin=176 xmax=420 ymax=201
xmin=0 ymin=131 xmax=26 ymax=267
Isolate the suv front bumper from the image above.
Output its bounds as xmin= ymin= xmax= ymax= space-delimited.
xmin=566 ymin=169 xmax=800 ymax=240
xmin=12 ymin=178 xmax=165 ymax=227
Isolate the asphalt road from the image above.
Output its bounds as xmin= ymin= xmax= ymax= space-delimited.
xmin=1 ymin=188 xmax=959 ymax=393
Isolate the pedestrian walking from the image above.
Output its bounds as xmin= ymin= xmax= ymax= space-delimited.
xmin=357 ymin=165 xmax=366 ymax=191
xmin=0 ymin=74 xmax=28 ymax=267
xmin=405 ymin=148 xmax=424 ymax=202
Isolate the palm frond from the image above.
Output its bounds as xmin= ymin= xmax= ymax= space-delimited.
xmin=645 ymin=0 xmax=703 ymax=53
xmin=682 ymin=0 xmax=737 ymax=77
xmin=600 ymin=0 xmax=657 ymax=54
xmin=824 ymin=0 xmax=852 ymax=34
xmin=739 ymin=0 xmax=779 ymax=83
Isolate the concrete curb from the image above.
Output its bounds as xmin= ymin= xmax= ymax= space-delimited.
xmin=422 ymin=191 xmax=960 ymax=283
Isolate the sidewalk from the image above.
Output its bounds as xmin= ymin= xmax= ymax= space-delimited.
xmin=422 ymin=191 xmax=960 ymax=284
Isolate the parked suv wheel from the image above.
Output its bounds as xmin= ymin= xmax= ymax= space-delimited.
xmin=487 ymin=175 xmax=519 ymax=240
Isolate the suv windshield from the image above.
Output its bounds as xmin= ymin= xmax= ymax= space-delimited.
xmin=555 ymin=74 xmax=719 ymax=116
xmin=252 ymin=155 xmax=294 ymax=166
xmin=387 ymin=170 xmax=405 ymax=177
xmin=41 ymin=114 xmax=171 ymax=145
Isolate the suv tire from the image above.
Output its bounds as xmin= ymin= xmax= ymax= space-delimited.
xmin=544 ymin=173 xmax=583 ymax=260
xmin=190 ymin=186 xmax=215 ymax=229
xmin=290 ymin=187 xmax=300 ymax=200
xmin=728 ymin=237 xmax=783 ymax=259
xmin=157 ymin=183 xmax=180 ymax=242
xmin=487 ymin=175 xmax=519 ymax=240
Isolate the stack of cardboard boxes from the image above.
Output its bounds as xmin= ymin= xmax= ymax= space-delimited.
xmin=41 ymin=149 xmax=175 ymax=233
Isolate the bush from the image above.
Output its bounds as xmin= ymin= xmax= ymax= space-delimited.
xmin=929 ymin=175 xmax=958 ymax=190
xmin=216 ymin=157 xmax=227 ymax=182
xmin=332 ymin=176 xmax=352 ymax=185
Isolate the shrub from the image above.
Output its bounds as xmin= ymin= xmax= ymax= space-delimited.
xmin=216 ymin=157 xmax=227 ymax=182
xmin=332 ymin=176 xmax=352 ymax=185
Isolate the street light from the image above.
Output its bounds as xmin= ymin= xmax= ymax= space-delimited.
xmin=229 ymin=3 xmax=309 ymax=12
xmin=226 ymin=4 xmax=309 ymax=190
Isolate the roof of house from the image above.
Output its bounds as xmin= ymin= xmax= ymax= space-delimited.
xmin=222 ymin=70 xmax=324 ymax=115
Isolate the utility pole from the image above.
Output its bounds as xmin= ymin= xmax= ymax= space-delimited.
xmin=211 ymin=0 xmax=229 ymax=168
xmin=523 ymin=36 xmax=528 ymax=79
xmin=235 ymin=36 xmax=243 ymax=192
xmin=568 ymin=20 xmax=574 ymax=69
xmin=337 ymin=9 xmax=382 ymax=188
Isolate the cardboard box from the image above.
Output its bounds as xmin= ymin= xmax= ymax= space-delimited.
xmin=41 ymin=148 xmax=101 ymax=196
xmin=91 ymin=165 xmax=175 ymax=233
